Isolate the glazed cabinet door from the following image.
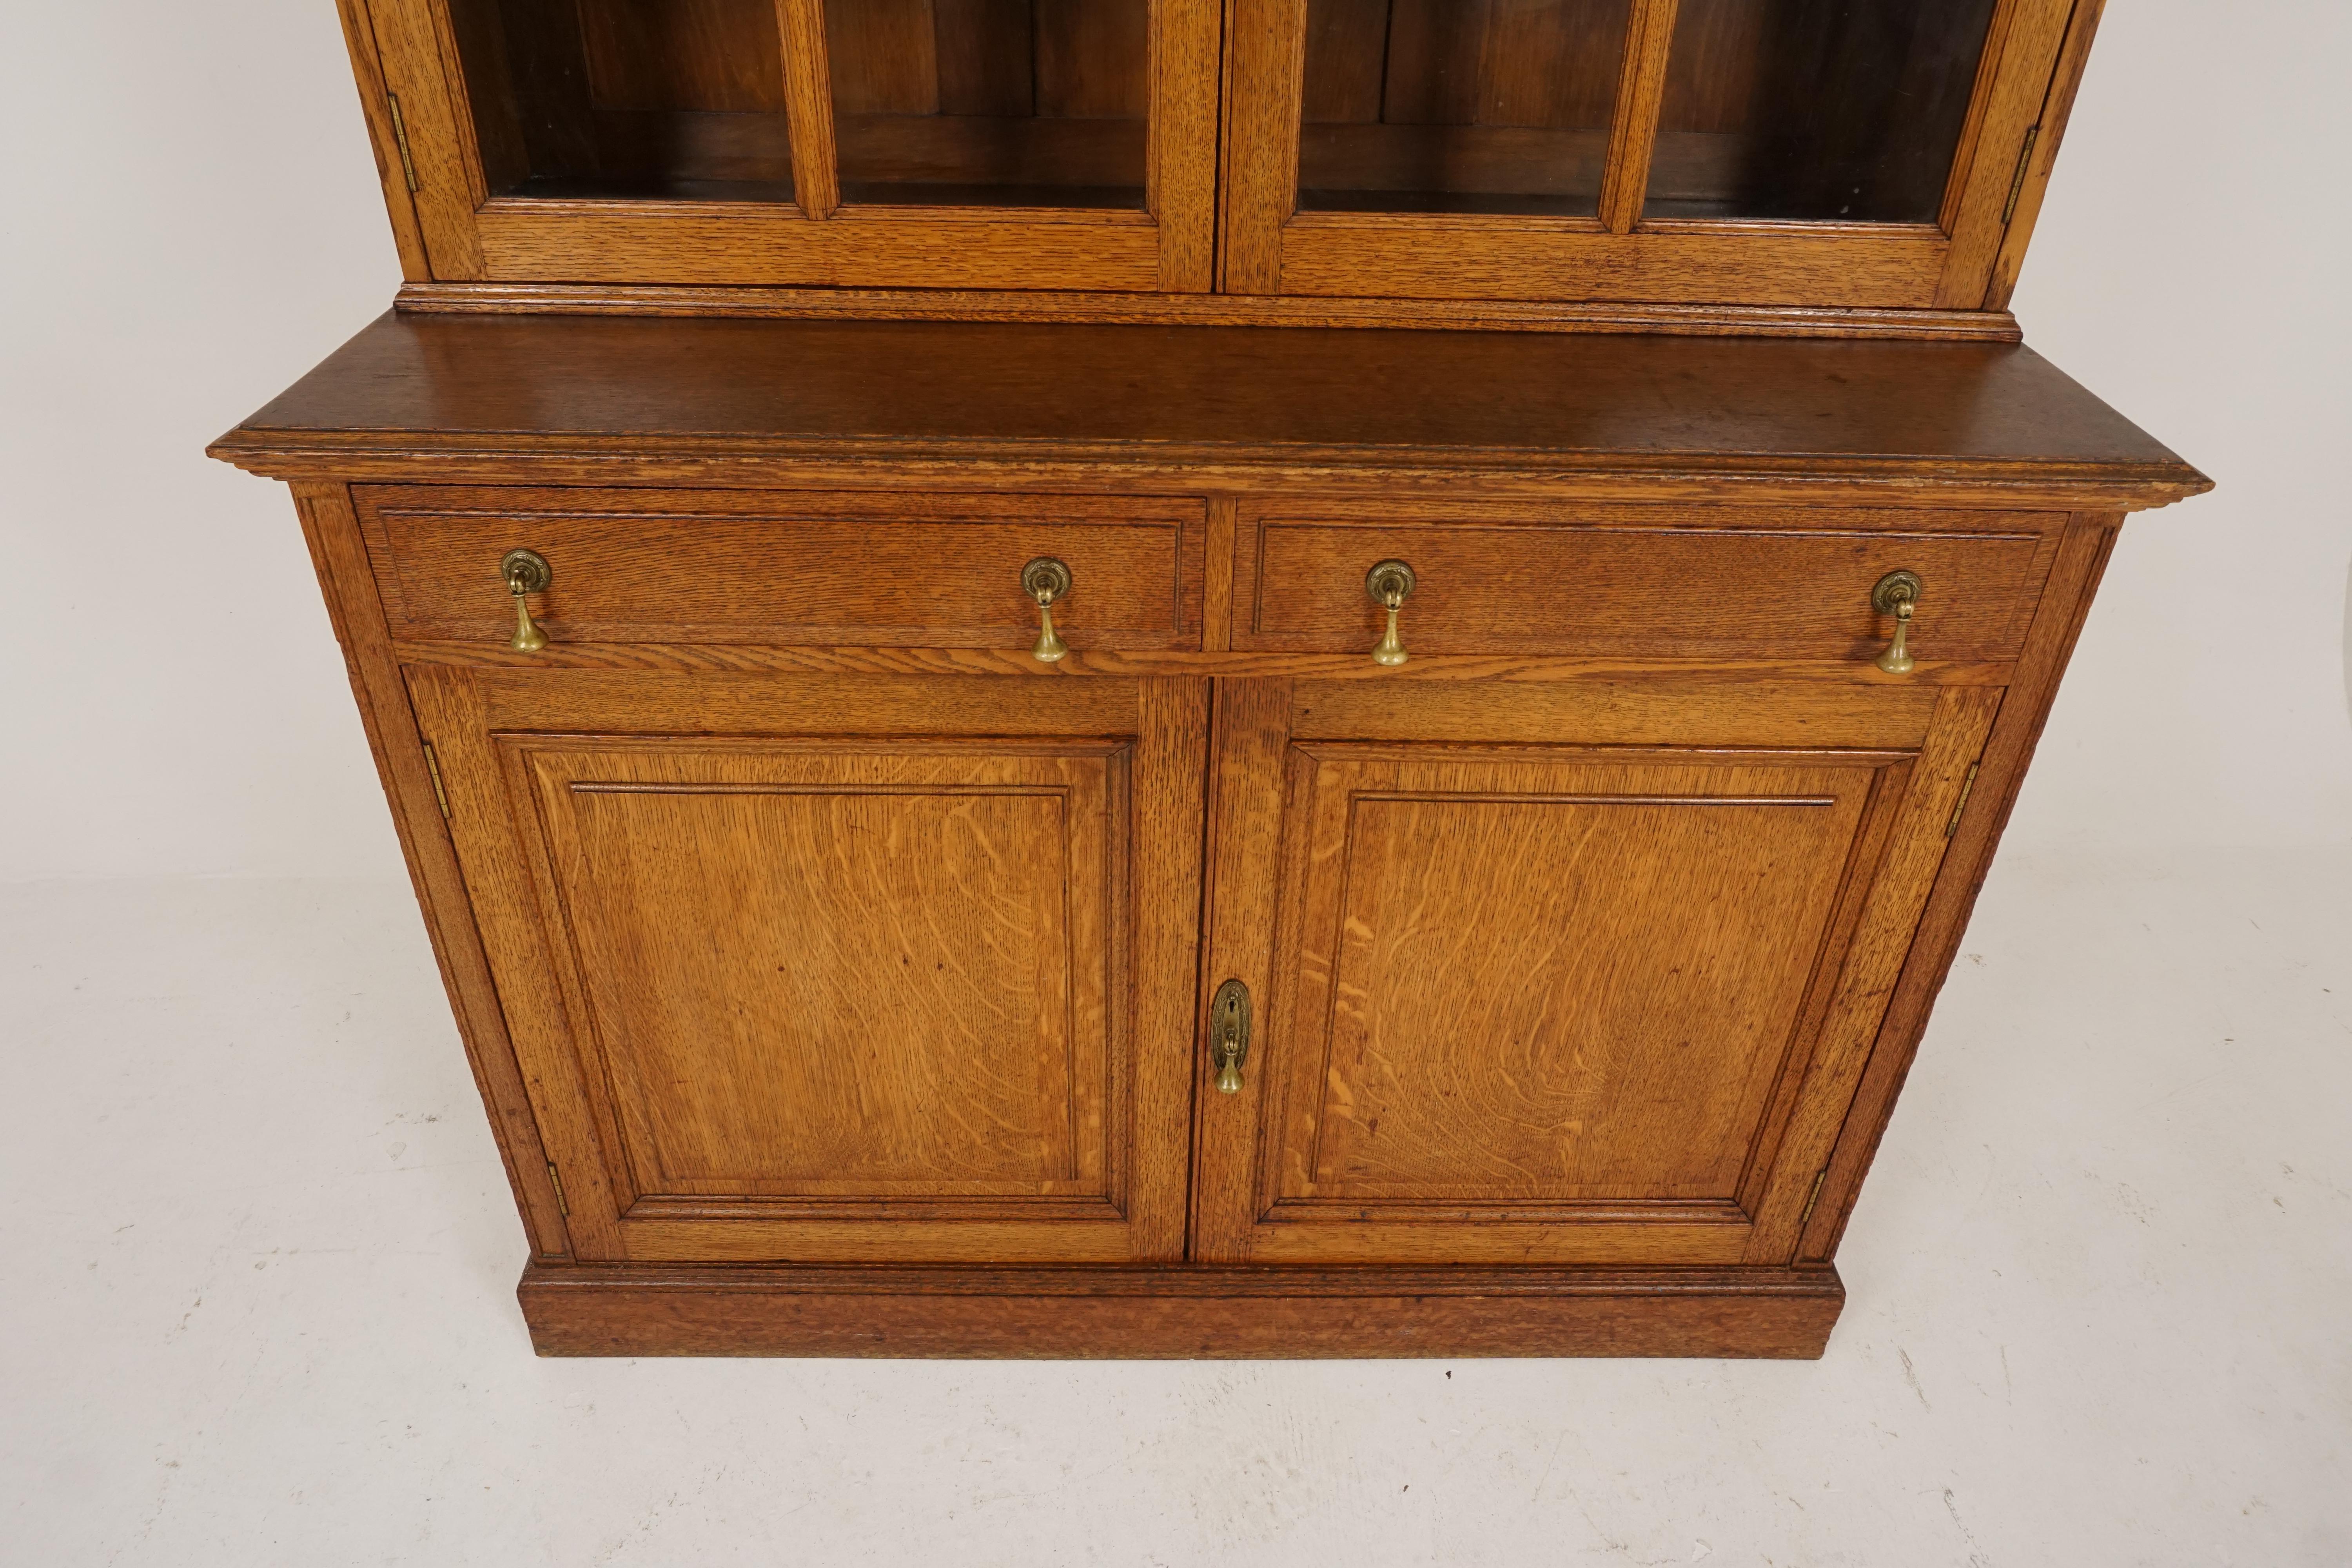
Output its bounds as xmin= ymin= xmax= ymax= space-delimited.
xmin=1220 ymin=0 xmax=2083 ymax=308
xmin=407 ymin=668 xmax=1206 ymax=1263
xmin=1190 ymin=675 xmax=1997 ymax=1265
xmin=358 ymin=0 xmax=1220 ymax=289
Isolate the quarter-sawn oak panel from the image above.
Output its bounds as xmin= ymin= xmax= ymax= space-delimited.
xmin=408 ymin=668 xmax=1207 ymax=1264
xmin=1270 ymin=750 xmax=1871 ymax=1205
xmin=1190 ymin=678 xmax=1999 ymax=1266
xmin=522 ymin=739 xmax=1116 ymax=1198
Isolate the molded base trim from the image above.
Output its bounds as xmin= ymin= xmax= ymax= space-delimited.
xmin=517 ymin=1260 xmax=1844 ymax=1359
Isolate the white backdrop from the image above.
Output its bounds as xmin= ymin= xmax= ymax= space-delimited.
xmin=2 ymin=0 xmax=2347 ymax=883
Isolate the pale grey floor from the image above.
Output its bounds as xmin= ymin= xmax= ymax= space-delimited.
xmin=3 ymin=848 xmax=2346 ymax=1566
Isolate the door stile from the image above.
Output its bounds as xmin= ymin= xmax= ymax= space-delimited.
xmin=1152 ymin=0 xmax=1226 ymax=290
xmin=1216 ymin=0 xmax=1304 ymax=293
xmin=369 ymin=0 xmax=491 ymax=276
xmin=1933 ymin=0 xmax=2076 ymax=306
xmin=1129 ymin=677 xmax=1218 ymax=1257
xmin=1737 ymin=684 xmax=2002 ymax=1261
xmin=1187 ymin=677 xmax=1295 ymax=1260
xmin=406 ymin=664 xmax=632 ymax=1257
xmin=1597 ymin=0 xmax=1681 ymax=235
xmin=775 ymin=0 xmax=842 ymax=219
xmin=1725 ymin=753 xmax=1913 ymax=1222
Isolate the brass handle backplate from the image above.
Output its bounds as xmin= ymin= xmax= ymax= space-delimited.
xmin=1365 ymin=559 xmax=1417 ymax=667
xmin=1022 ymin=557 xmax=1072 ymax=663
xmin=1209 ymin=978 xmax=1252 ymax=1094
xmin=1871 ymin=569 xmax=1923 ymax=674
xmin=501 ymin=548 xmax=552 ymax=652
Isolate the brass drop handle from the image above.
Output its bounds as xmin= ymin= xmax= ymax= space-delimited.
xmin=1366 ymin=559 xmax=1417 ymax=667
xmin=1022 ymin=557 xmax=1072 ymax=663
xmin=501 ymin=548 xmax=552 ymax=652
xmin=1209 ymin=979 xmax=1252 ymax=1094
xmin=1871 ymin=570 xmax=1923 ymax=674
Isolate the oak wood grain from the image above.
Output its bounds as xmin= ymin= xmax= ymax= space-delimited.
xmin=388 ymin=641 xmax=2019 ymax=685
xmin=518 ymin=1259 xmax=1846 ymax=1356
xmin=1985 ymin=0 xmax=2105 ymax=311
xmin=354 ymin=485 xmax=1207 ymax=649
xmin=1232 ymin=505 xmax=2060 ymax=662
xmin=1597 ymin=0 xmax=1679 ymax=233
xmin=1799 ymin=513 xmax=2121 ymax=1260
xmin=1196 ymin=674 xmax=1984 ymax=1265
xmin=410 ymin=667 xmax=1207 ymax=1263
xmin=777 ymin=0 xmax=843 ymax=216
xmin=212 ymin=314 xmax=2210 ymax=506
xmin=395 ymin=281 xmax=2028 ymax=339
xmin=334 ymin=0 xmax=433 ymax=280
xmin=1934 ymin=0 xmax=2073 ymax=307
xmin=289 ymin=486 xmax=571 ymax=1258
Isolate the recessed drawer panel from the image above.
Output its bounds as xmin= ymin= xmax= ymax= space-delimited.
xmin=355 ymin=487 xmax=1206 ymax=650
xmin=1233 ymin=505 xmax=2061 ymax=664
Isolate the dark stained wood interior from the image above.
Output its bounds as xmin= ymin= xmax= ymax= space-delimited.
xmin=1298 ymin=0 xmax=1632 ymax=215
xmin=1652 ymin=0 xmax=2003 ymax=221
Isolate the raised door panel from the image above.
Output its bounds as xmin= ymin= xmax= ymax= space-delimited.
xmin=1190 ymin=677 xmax=1996 ymax=1265
xmin=409 ymin=668 xmax=1207 ymax=1262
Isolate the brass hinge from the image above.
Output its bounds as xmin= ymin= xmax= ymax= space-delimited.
xmin=385 ymin=91 xmax=421 ymax=193
xmin=546 ymin=1163 xmax=569 ymax=1217
xmin=422 ymin=742 xmax=452 ymax=820
xmin=2001 ymin=125 xmax=2040 ymax=225
xmin=1946 ymin=762 xmax=1982 ymax=838
xmin=1798 ymin=1169 xmax=1828 ymax=1230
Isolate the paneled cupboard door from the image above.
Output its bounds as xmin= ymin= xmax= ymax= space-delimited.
xmin=1220 ymin=0 xmax=2082 ymax=307
xmin=407 ymin=668 xmax=1208 ymax=1263
xmin=1189 ymin=677 xmax=1997 ymax=1265
xmin=361 ymin=0 xmax=1221 ymax=288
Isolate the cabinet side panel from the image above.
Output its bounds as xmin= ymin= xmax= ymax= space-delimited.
xmin=1800 ymin=513 xmax=2123 ymax=1260
xmin=287 ymin=483 xmax=569 ymax=1256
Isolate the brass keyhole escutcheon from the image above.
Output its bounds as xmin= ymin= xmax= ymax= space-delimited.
xmin=501 ymin=548 xmax=553 ymax=652
xmin=1871 ymin=569 xmax=1924 ymax=675
xmin=1209 ymin=979 xmax=1252 ymax=1094
xmin=1022 ymin=557 xmax=1073 ymax=663
xmin=1365 ymin=559 xmax=1417 ymax=667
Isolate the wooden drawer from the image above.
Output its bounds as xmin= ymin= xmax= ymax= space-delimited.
xmin=1231 ymin=504 xmax=2061 ymax=664
xmin=355 ymin=487 xmax=1207 ymax=650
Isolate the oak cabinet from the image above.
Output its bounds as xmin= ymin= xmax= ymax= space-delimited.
xmin=214 ymin=314 xmax=2208 ymax=1357
xmin=223 ymin=0 xmax=2199 ymax=1356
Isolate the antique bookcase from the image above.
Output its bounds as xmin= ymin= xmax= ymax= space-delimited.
xmin=214 ymin=0 xmax=2208 ymax=1357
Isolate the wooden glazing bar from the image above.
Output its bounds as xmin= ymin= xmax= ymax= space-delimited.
xmin=775 ymin=0 xmax=842 ymax=218
xmin=1598 ymin=0 xmax=1681 ymax=234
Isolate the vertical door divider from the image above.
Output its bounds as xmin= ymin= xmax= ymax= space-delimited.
xmin=1598 ymin=0 xmax=1682 ymax=235
xmin=775 ymin=0 xmax=842 ymax=220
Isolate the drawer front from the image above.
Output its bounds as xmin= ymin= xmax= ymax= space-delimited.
xmin=1233 ymin=505 xmax=2061 ymax=664
xmin=355 ymin=487 xmax=1206 ymax=650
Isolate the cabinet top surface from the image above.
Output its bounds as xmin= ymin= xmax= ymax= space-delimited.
xmin=215 ymin=312 xmax=2205 ymax=503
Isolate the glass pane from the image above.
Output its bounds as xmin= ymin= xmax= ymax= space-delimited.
xmin=825 ymin=0 xmax=1148 ymax=209
xmin=1651 ymin=0 xmax=2000 ymax=222
xmin=1297 ymin=0 xmax=1633 ymax=218
xmin=448 ymin=0 xmax=799 ymax=201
